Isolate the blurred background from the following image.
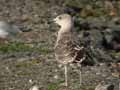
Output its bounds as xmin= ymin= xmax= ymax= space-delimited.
xmin=0 ymin=0 xmax=119 ymax=90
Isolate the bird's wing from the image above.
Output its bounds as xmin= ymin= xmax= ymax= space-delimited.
xmin=70 ymin=32 xmax=86 ymax=63
xmin=55 ymin=31 xmax=86 ymax=64
xmin=64 ymin=31 xmax=85 ymax=63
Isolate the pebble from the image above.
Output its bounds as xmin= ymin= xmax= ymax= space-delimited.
xmin=29 ymin=85 xmax=39 ymax=90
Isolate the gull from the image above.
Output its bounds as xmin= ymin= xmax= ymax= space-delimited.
xmin=0 ymin=21 xmax=22 ymax=43
xmin=53 ymin=14 xmax=86 ymax=87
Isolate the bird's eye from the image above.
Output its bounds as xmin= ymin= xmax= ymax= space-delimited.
xmin=58 ymin=16 xmax=62 ymax=20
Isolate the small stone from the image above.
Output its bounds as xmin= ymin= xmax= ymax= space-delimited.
xmin=96 ymin=72 xmax=101 ymax=75
xmin=21 ymin=15 xmax=31 ymax=22
xmin=29 ymin=85 xmax=39 ymax=90
xmin=58 ymin=64 xmax=62 ymax=68
xmin=111 ymin=73 xmax=119 ymax=78
xmin=29 ymin=79 xmax=33 ymax=83
xmin=54 ymin=69 xmax=58 ymax=72
xmin=54 ymin=75 xmax=59 ymax=79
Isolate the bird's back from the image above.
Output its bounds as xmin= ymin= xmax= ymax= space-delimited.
xmin=55 ymin=31 xmax=85 ymax=65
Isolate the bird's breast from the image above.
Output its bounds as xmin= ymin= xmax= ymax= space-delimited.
xmin=55 ymin=32 xmax=85 ymax=64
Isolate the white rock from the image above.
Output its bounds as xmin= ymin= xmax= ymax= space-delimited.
xmin=29 ymin=85 xmax=39 ymax=90
xmin=54 ymin=75 xmax=59 ymax=79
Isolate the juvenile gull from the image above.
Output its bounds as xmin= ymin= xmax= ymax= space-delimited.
xmin=53 ymin=14 xmax=86 ymax=86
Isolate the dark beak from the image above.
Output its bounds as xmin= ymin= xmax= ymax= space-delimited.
xmin=48 ymin=19 xmax=56 ymax=24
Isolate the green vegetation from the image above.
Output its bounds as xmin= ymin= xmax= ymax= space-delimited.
xmin=0 ymin=42 xmax=32 ymax=53
xmin=47 ymin=80 xmax=95 ymax=90
xmin=65 ymin=0 xmax=118 ymax=18
xmin=48 ymin=83 xmax=58 ymax=90
xmin=65 ymin=0 xmax=83 ymax=8
xmin=111 ymin=51 xmax=120 ymax=57
xmin=15 ymin=59 xmax=40 ymax=68
xmin=14 ymin=59 xmax=41 ymax=76
xmin=0 ymin=42 xmax=53 ymax=55
xmin=80 ymin=85 xmax=95 ymax=90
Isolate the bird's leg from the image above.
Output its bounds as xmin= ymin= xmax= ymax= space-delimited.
xmin=70 ymin=63 xmax=82 ymax=87
xmin=79 ymin=64 xmax=82 ymax=86
xmin=64 ymin=64 xmax=68 ymax=87
xmin=78 ymin=57 xmax=85 ymax=87
xmin=74 ymin=57 xmax=85 ymax=87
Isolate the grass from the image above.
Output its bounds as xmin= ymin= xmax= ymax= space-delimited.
xmin=37 ymin=46 xmax=53 ymax=55
xmin=111 ymin=51 xmax=120 ymax=57
xmin=65 ymin=0 xmax=83 ymax=8
xmin=47 ymin=80 xmax=64 ymax=90
xmin=47 ymin=79 xmax=95 ymax=90
xmin=47 ymin=84 xmax=95 ymax=90
xmin=80 ymin=85 xmax=95 ymax=90
xmin=65 ymin=0 xmax=116 ymax=18
xmin=48 ymin=83 xmax=58 ymax=90
xmin=0 ymin=42 xmax=32 ymax=53
xmin=0 ymin=42 xmax=53 ymax=55
xmin=15 ymin=59 xmax=40 ymax=68
xmin=14 ymin=59 xmax=41 ymax=76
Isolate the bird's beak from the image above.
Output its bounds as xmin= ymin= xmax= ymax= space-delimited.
xmin=50 ymin=17 xmax=57 ymax=22
xmin=48 ymin=19 xmax=55 ymax=24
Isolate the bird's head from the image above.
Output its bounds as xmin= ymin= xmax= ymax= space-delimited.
xmin=53 ymin=14 xmax=73 ymax=31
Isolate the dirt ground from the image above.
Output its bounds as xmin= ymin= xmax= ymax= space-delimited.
xmin=0 ymin=0 xmax=119 ymax=90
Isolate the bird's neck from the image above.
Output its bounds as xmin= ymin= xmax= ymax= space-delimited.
xmin=55 ymin=23 xmax=74 ymax=46
xmin=59 ymin=23 xmax=73 ymax=34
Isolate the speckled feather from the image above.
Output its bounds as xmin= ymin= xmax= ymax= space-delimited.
xmin=55 ymin=31 xmax=85 ymax=65
xmin=54 ymin=14 xmax=85 ymax=86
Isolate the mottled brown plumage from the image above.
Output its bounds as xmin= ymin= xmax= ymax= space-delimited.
xmin=55 ymin=31 xmax=85 ymax=65
xmin=54 ymin=14 xmax=85 ymax=86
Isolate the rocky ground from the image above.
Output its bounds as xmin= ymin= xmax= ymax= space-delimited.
xmin=0 ymin=0 xmax=119 ymax=90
